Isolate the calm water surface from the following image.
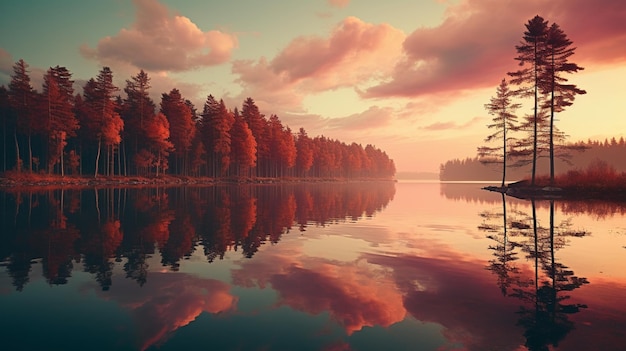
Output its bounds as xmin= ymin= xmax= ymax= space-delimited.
xmin=1 ymin=181 xmax=625 ymax=351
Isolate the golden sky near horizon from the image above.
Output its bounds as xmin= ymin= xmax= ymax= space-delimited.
xmin=1 ymin=0 xmax=625 ymax=172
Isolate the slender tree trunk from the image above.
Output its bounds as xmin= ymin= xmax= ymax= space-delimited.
xmin=28 ymin=133 xmax=32 ymax=174
xmin=79 ymin=143 xmax=83 ymax=176
xmin=95 ymin=138 xmax=101 ymax=178
xmin=60 ymin=139 xmax=64 ymax=177
xmin=549 ymin=52 xmax=555 ymax=186
xmin=502 ymin=120 xmax=507 ymax=188
xmin=14 ymin=132 xmax=20 ymax=172
xmin=531 ymin=41 xmax=538 ymax=186
xmin=117 ymin=144 xmax=121 ymax=177
xmin=122 ymin=141 xmax=127 ymax=176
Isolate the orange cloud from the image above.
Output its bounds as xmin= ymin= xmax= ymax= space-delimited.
xmin=364 ymin=0 xmax=626 ymax=99
xmin=271 ymin=264 xmax=406 ymax=335
xmin=421 ymin=116 xmax=483 ymax=131
xmin=95 ymin=273 xmax=237 ymax=350
xmin=368 ymin=252 xmax=530 ymax=350
xmin=81 ymin=0 xmax=237 ymax=71
xmin=327 ymin=106 xmax=395 ymax=130
xmin=231 ymin=252 xmax=406 ymax=335
xmin=232 ymin=16 xmax=405 ymax=112
xmin=328 ymin=0 xmax=350 ymax=9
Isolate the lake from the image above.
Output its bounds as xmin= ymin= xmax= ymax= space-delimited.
xmin=1 ymin=181 xmax=625 ymax=351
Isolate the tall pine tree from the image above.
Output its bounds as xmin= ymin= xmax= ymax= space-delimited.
xmin=8 ymin=59 xmax=36 ymax=173
xmin=41 ymin=66 xmax=78 ymax=175
xmin=542 ymin=23 xmax=586 ymax=185
xmin=508 ymin=15 xmax=549 ymax=186
xmin=478 ymin=79 xmax=520 ymax=187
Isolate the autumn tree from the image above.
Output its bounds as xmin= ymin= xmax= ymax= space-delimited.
xmin=295 ymin=128 xmax=314 ymax=177
xmin=241 ymin=98 xmax=267 ymax=176
xmin=121 ymin=70 xmax=156 ymax=175
xmin=0 ymin=86 xmax=10 ymax=172
xmin=280 ymin=126 xmax=297 ymax=176
xmin=79 ymin=67 xmax=123 ymax=177
xmin=344 ymin=142 xmax=369 ymax=178
xmin=477 ymin=79 xmax=520 ymax=187
xmin=200 ymin=95 xmax=234 ymax=177
xmin=509 ymin=15 xmax=549 ymax=186
xmin=41 ymin=66 xmax=78 ymax=175
xmin=160 ymin=88 xmax=195 ymax=175
xmin=364 ymin=144 xmax=395 ymax=179
xmin=142 ymin=112 xmax=173 ymax=177
xmin=8 ymin=59 xmax=36 ymax=173
xmin=230 ymin=108 xmax=256 ymax=177
xmin=267 ymin=114 xmax=296 ymax=177
xmin=541 ymin=23 xmax=586 ymax=185
xmin=189 ymin=134 xmax=207 ymax=177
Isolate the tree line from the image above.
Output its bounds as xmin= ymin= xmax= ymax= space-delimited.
xmin=0 ymin=61 xmax=396 ymax=180
xmin=441 ymin=138 xmax=626 ymax=181
xmin=478 ymin=15 xmax=586 ymax=187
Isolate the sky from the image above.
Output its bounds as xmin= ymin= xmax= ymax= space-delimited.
xmin=1 ymin=0 xmax=625 ymax=173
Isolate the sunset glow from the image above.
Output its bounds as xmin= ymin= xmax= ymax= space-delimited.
xmin=1 ymin=0 xmax=624 ymax=173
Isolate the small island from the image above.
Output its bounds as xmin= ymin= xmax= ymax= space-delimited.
xmin=481 ymin=159 xmax=626 ymax=201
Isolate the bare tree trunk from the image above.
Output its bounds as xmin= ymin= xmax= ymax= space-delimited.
xmin=94 ymin=138 xmax=101 ymax=178
xmin=549 ymin=53 xmax=556 ymax=186
xmin=28 ymin=134 xmax=32 ymax=174
xmin=14 ymin=132 xmax=20 ymax=172
xmin=60 ymin=141 xmax=64 ymax=177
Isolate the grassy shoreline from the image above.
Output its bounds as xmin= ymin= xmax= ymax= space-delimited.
xmin=0 ymin=172 xmax=395 ymax=190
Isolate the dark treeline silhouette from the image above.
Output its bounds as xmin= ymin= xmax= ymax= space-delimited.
xmin=0 ymin=60 xmax=395 ymax=180
xmin=0 ymin=182 xmax=395 ymax=291
xmin=479 ymin=195 xmax=589 ymax=350
xmin=441 ymin=138 xmax=626 ymax=181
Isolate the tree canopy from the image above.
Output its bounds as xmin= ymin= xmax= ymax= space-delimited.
xmin=1 ymin=61 xmax=395 ymax=180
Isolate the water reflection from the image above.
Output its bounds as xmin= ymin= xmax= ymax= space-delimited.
xmin=2 ymin=182 xmax=625 ymax=350
xmin=479 ymin=194 xmax=590 ymax=350
xmin=0 ymin=182 xmax=395 ymax=291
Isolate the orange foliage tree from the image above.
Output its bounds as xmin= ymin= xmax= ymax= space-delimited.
xmin=161 ymin=88 xmax=195 ymax=175
xmin=41 ymin=66 xmax=78 ymax=175
xmin=230 ymin=109 xmax=257 ymax=177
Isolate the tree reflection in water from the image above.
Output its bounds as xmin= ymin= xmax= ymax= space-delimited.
xmin=479 ymin=195 xmax=589 ymax=351
xmin=0 ymin=182 xmax=395 ymax=291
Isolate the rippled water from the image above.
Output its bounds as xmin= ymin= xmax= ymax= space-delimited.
xmin=1 ymin=181 xmax=625 ymax=351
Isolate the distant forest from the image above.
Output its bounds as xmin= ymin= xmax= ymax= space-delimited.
xmin=0 ymin=60 xmax=395 ymax=180
xmin=440 ymin=138 xmax=626 ymax=181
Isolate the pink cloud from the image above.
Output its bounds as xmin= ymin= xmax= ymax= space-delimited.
xmin=421 ymin=116 xmax=483 ymax=131
xmin=328 ymin=0 xmax=350 ymax=9
xmin=364 ymin=0 xmax=626 ymax=99
xmin=231 ymin=252 xmax=406 ymax=335
xmin=0 ymin=48 xmax=13 ymax=77
xmin=368 ymin=252 xmax=531 ymax=350
xmin=81 ymin=0 xmax=237 ymax=71
xmin=232 ymin=16 xmax=405 ymax=112
xmin=327 ymin=106 xmax=394 ymax=130
xmin=93 ymin=273 xmax=237 ymax=350
xmin=271 ymin=265 xmax=406 ymax=335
